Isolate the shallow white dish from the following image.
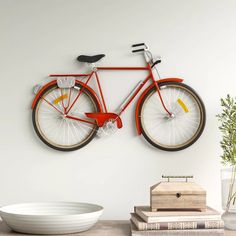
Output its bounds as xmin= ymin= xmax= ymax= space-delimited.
xmin=0 ymin=202 xmax=103 ymax=235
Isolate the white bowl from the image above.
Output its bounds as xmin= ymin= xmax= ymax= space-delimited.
xmin=0 ymin=202 xmax=103 ymax=235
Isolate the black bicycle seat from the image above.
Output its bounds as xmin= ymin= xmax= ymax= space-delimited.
xmin=77 ymin=54 xmax=105 ymax=63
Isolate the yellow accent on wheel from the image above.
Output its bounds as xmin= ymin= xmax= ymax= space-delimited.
xmin=177 ymin=98 xmax=189 ymax=113
xmin=53 ymin=94 xmax=68 ymax=104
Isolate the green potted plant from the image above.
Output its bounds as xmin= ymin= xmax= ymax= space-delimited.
xmin=217 ymin=94 xmax=236 ymax=229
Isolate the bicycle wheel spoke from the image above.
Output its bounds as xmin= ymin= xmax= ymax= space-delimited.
xmin=41 ymin=97 xmax=63 ymax=115
xmin=71 ymin=121 xmax=83 ymax=142
xmin=41 ymin=117 xmax=61 ymax=139
xmin=70 ymin=123 xmax=79 ymax=144
xmin=53 ymin=118 xmax=64 ymax=142
xmin=75 ymin=120 xmax=88 ymax=137
xmin=140 ymin=83 xmax=204 ymax=149
xmin=34 ymin=84 xmax=98 ymax=150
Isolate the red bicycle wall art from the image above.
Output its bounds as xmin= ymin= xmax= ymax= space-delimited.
xmin=31 ymin=43 xmax=206 ymax=151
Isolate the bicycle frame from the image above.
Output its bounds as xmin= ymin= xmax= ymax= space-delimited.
xmin=31 ymin=44 xmax=207 ymax=152
xmin=32 ymin=63 xmax=183 ymax=133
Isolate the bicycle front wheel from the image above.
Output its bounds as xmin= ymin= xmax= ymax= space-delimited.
xmin=139 ymin=82 xmax=206 ymax=151
xmin=32 ymin=83 xmax=99 ymax=151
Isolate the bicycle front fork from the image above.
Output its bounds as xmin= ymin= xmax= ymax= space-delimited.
xmin=149 ymin=66 xmax=173 ymax=117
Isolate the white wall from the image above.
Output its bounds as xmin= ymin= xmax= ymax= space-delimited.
xmin=1 ymin=0 xmax=236 ymax=219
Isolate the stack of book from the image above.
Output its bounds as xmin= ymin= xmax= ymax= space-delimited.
xmin=130 ymin=206 xmax=224 ymax=236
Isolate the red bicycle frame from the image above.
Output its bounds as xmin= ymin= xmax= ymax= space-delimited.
xmin=51 ymin=64 xmax=169 ymax=109
xmin=32 ymin=63 xmax=183 ymax=132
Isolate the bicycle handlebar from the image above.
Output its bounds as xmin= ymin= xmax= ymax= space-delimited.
xmin=132 ymin=43 xmax=145 ymax=47
xmin=132 ymin=43 xmax=161 ymax=71
xmin=151 ymin=59 xmax=161 ymax=68
xmin=132 ymin=48 xmax=145 ymax=53
xmin=131 ymin=43 xmax=148 ymax=53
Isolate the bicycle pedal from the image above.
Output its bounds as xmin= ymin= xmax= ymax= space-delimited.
xmin=97 ymin=121 xmax=118 ymax=138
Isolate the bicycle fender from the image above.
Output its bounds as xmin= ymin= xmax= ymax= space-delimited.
xmin=31 ymin=79 xmax=103 ymax=112
xmin=135 ymin=78 xmax=183 ymax=135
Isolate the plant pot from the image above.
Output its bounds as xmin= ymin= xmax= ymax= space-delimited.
xmin=222 ymin=211 xmax=236 ymax=230
xmin=221 ymin=168 xmax=236 ymax=230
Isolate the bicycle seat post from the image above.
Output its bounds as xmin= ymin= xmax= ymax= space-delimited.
xmin=88 ymin=63 xmax=97 ymax=72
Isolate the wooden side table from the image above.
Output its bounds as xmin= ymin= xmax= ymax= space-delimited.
xmin=0 ymin=220 xmax=234 ymax=235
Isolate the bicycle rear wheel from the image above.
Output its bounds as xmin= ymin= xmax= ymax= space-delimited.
xmin=32 ymin=83 xmax=99 ymax=151
xmin=139 ymin=82 xmax=206 ymax=151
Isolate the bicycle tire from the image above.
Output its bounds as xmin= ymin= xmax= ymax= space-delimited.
xmin=138 ymin=82 xmax=206 ymax=151
xmin=32 ymin=82 xmax=100 ymax=151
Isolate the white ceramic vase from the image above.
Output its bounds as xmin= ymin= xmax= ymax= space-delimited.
xmin=221 ymin=168 xmax=236 ymax=230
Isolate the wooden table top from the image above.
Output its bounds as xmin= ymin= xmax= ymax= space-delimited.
xmin=0 ymin=220 xmax=234 ymax=236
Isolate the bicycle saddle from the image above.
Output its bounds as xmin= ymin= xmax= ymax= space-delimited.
xmin=77 ymin=54 xmax=105 ymax=63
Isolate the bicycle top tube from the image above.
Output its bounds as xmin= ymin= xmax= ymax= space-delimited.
xmin=97 ymin=66 xmax=150 ymax=71
xmin=49 ymin=66 xmax=151 ymax=76
xmin=49 ymin=66 xmax=151 ymax=77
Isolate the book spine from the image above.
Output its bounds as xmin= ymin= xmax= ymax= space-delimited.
xmin=134 ymin=206 xmax=222 ymax=223
xmin=131 ymin=219 xmax=224 ymax=231
xmin=145 ymin=216 xmax=221 ymax=223
xmin=131 ymin=229 xmax=224 ymax=236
